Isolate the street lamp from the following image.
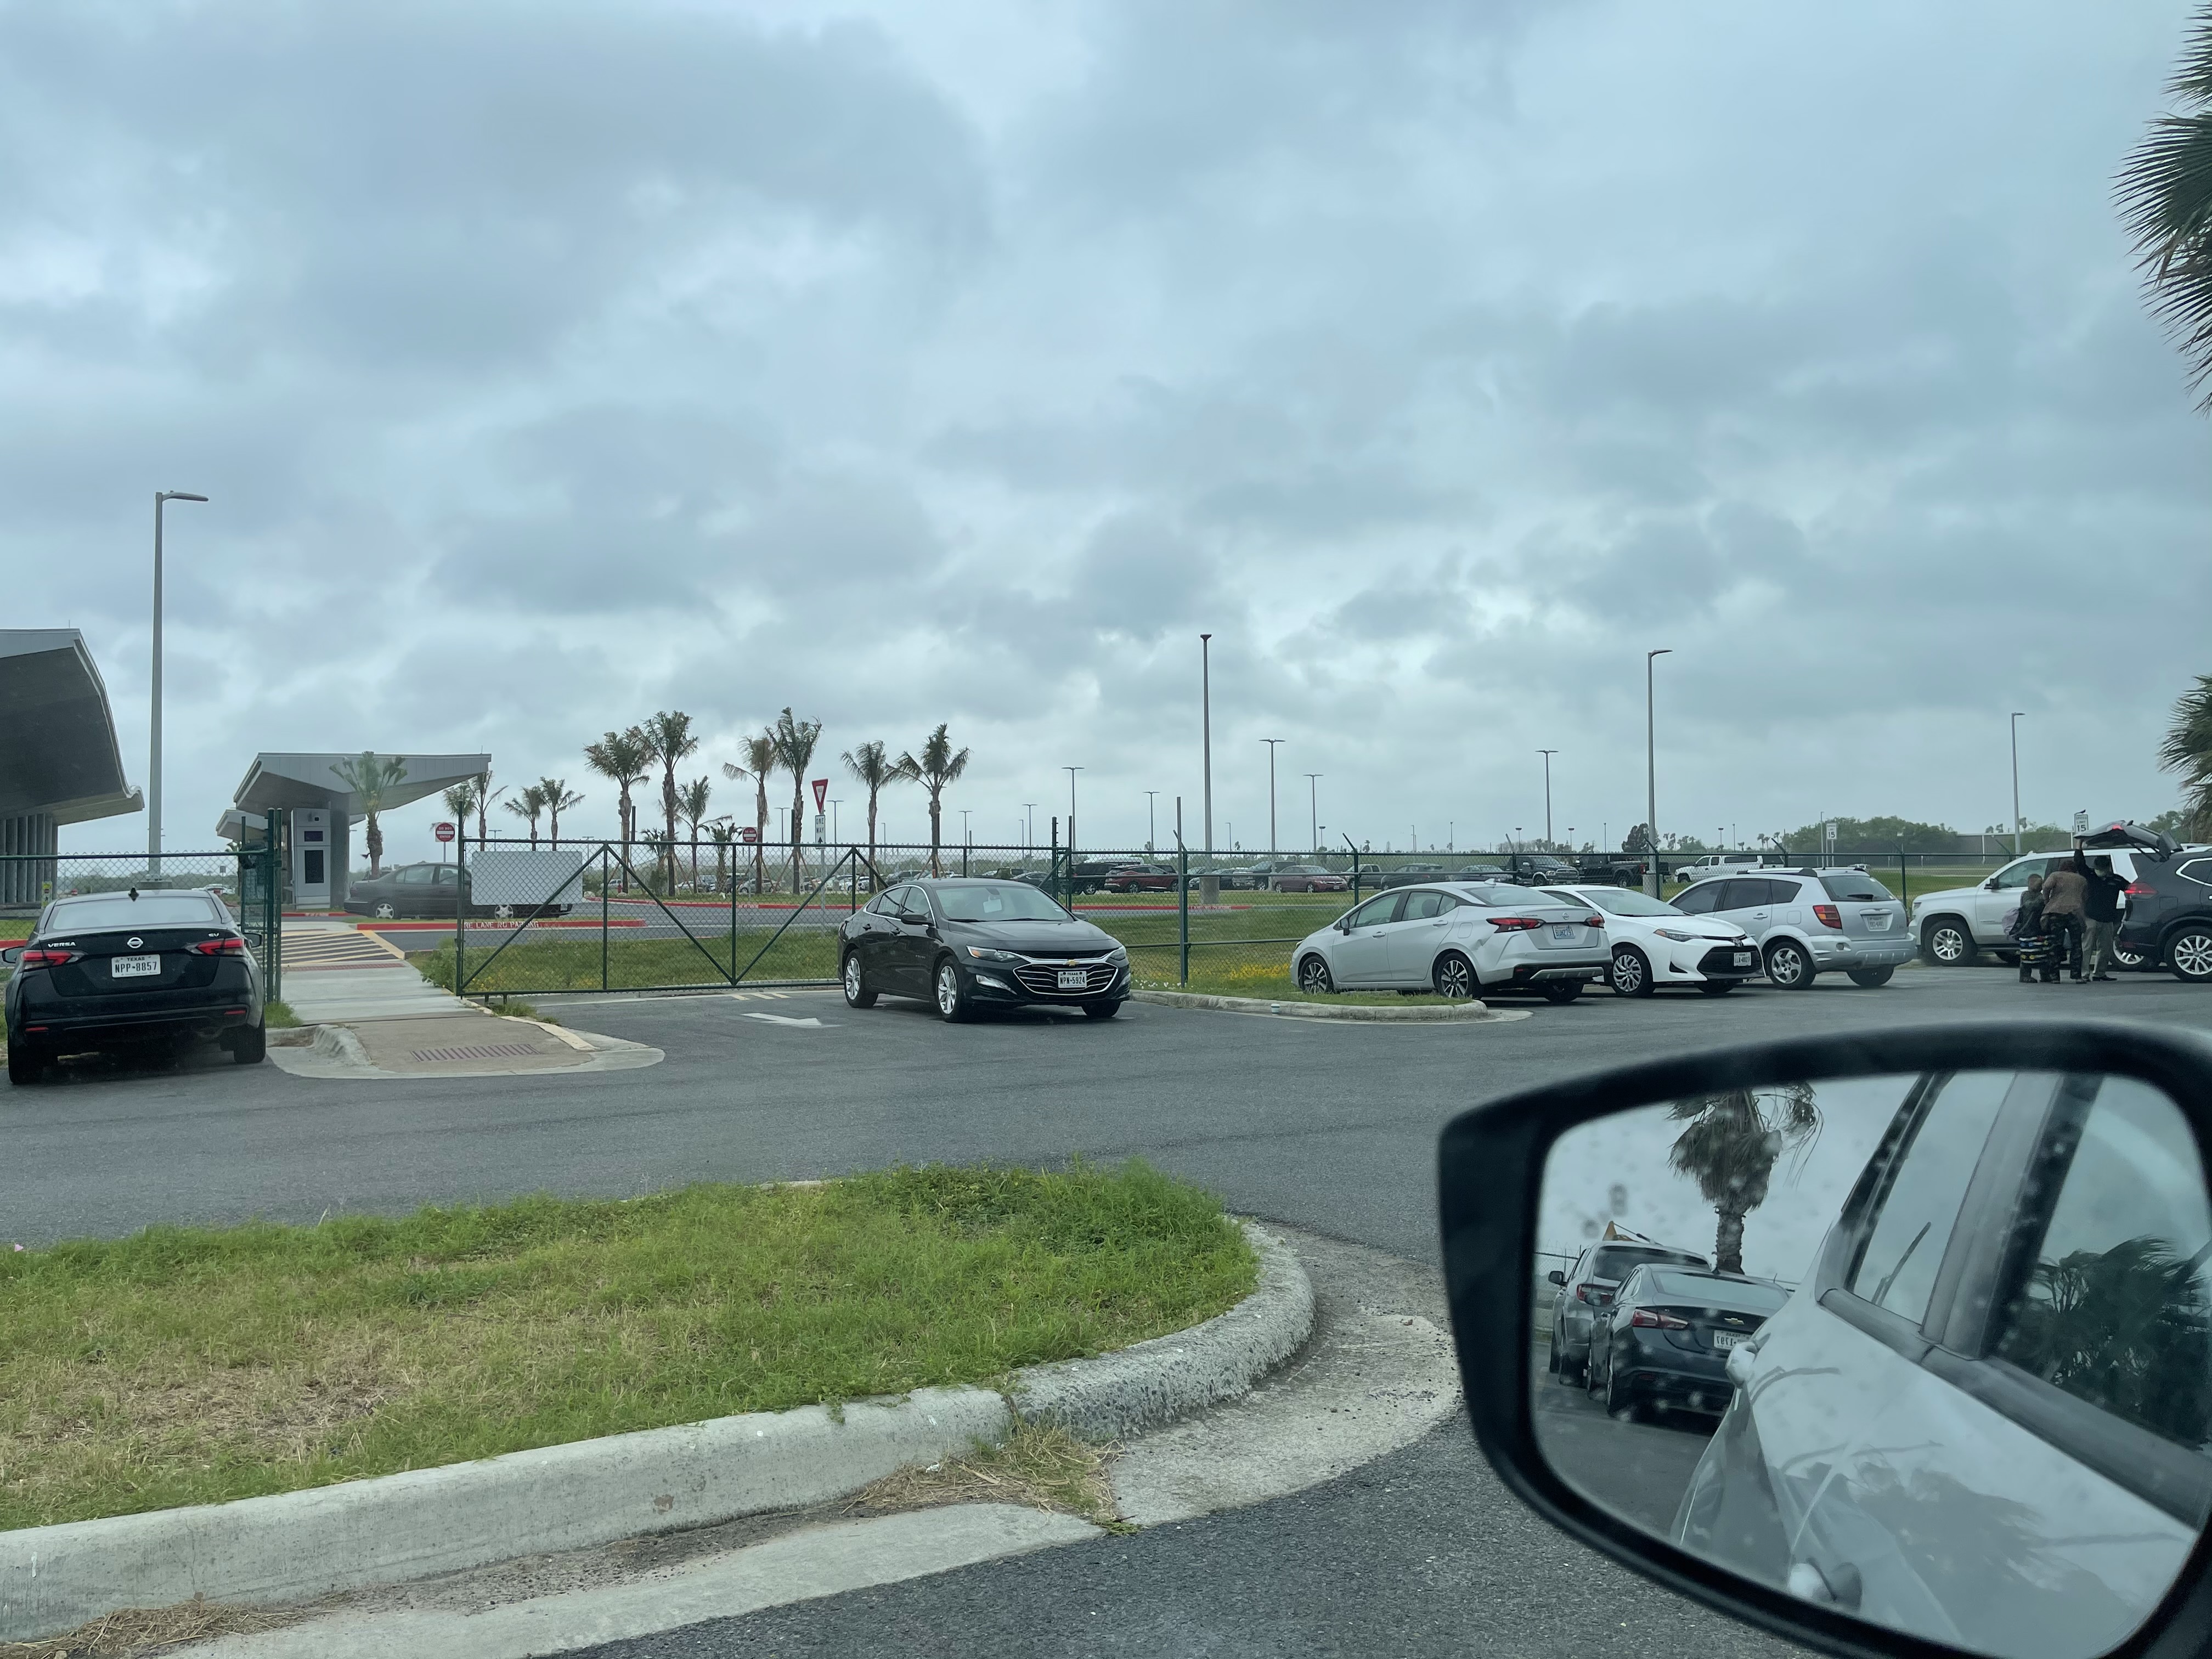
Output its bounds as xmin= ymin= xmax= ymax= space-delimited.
xmin=1199 ymin=634 xmax=1217 ymax=903
xmin=2010 ymin=712 xmax=2026 ymax=856
xmin=1063 ymin=766 xmax=1083 ymax=853
xmin=150 ymin=489 xmax=208 ymax=877
xmin=1023 ymin=803 xmax=1036 ymax=848
xmin=1144 ymin=790 xmax=1159 ymax=851
xmin=1537 ymin=749 xmax=1558 ymax=845
xmin=1260 ymin=738 xmax=1284 ymax=854
xmin=831 ymin=799 xmax=842 ymax=842
xmin=1645 ymin=649 xmax=1673 ymax=895
xmin=1304 ymin=774 xmax=1321 ymax=853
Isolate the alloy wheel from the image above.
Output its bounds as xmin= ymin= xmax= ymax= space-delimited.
xmin=936 ymin=962 xmax=962 ymax=1017
xmin=1434 ymin=952 xmax=1474 ymax=999
xmin=1767 ymin=941 xmax=1812 ymax=989
xmin=1924 ymin=921 xmax=1970 ymax=964
xmin=1298 ymin=956 xmax=1334 ymax=994
xmin=1609 ymin=947 xmax=1652 ymax=997
xmin=2172 ymin=929 xmax=2212 ymax=983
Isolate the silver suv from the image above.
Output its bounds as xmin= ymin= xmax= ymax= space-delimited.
xmin=1671 ymin=867 xmax=1913 ymax=988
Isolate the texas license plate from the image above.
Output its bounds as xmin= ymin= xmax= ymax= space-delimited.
xmin=1057 ymin=969 xmax=1087 ymax=990
xmin=110 ymin=955 xmax=161 ymax=978
xmin=1734 ymin=951 xmax=1753 ymax=967
xmin=1865 ymin=916 xmax=1889 ymax=930
xmin=1551 ymin=926 xmax=1575 ymax=940
xmin=1712 ymin=1331 xmax=1743 ymax=1351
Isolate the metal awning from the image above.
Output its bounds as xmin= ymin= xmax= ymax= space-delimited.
xmin=0 ymin=629 xmax=142 ymax=825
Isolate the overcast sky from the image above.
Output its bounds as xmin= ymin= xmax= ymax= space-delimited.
xmin=8 ymin=1 xmax=2209 ymax=862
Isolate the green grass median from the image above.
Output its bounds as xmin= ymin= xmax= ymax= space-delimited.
xmin=0 ymin=1164 xmax=1255 ymax=1530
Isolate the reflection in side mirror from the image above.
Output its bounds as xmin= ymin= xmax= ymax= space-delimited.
xmin=1528 ymin=1068 xmax=2209 ymax=1659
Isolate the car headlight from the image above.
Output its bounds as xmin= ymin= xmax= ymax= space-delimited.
xmin=1654 ymin=928 xmax=1699 ymax=943
xmin=966 ymin=946 xmax=1022 ymax=963
xmin=1104 ymin=944 xmax=1128 ymax=962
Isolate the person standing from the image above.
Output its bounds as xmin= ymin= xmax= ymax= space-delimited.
xmin=2040 ymin=851 xmax=2089 ymax=983
xmin=2011 ymin=872 xmax=2052 ymax=984
xmin=2076 ymin=851 xmax=2128 ymax=983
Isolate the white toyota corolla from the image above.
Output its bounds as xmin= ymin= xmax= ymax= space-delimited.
xmin=1293 ymin=882 xmax=1609 ymax=1003
xmin=1536 ymin=883 xmax=1761 ymax=997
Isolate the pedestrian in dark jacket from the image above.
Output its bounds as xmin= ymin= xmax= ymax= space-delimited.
xmin=2076 ymin=853 xmax=2128 ymax=981
xmin=2040 ymin=856 xmax=2089 ymax=982
xmin=2012 ymin=873 xmax=2053 ymax=983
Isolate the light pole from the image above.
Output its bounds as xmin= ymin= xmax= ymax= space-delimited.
xmin=1261 ymin=738 xmax=1284 ymax=853
xmin=1304 ymin=774 xmax=1321 ymax=853
xmin=1023 ymin=803 xmax=1036 ymax=848
xmin=1063 ymin=766 xmax=1083 ymax=854
xmin=1199 ymin=634 xmax=1217 ymax=903
xmin=2010 ymin=712 xmax=2025 ymax=855
xmin=1537 ymin=749 xmax=1557 ymax=845
xmin=1144 ymin=790 xmax=1159 ymax=851
xmin=831 ymin=800 xmax=842 ymax=842
xmin=1645 ymin=648 xmax=1673 ymax=895
xmin=149 ymin=489 xmax=208 ymax=877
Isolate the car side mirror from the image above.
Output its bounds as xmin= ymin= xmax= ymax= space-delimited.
xmin=1545 ymin=1268 xmax=1565 ymax=1286
xmin=1438 ymin=1022 xmax=2212 ymax=1659
xmin=0 ymin=946 xmax=18 ymax=965
xmin=900 ymin=911 xmax=928 ymax=926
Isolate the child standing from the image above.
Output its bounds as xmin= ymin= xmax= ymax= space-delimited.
xmin=2012 ymin=872 xmax=2053 ymax=984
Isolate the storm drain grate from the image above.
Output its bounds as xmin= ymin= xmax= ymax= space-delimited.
xmin=407 ymin=1042 xmax=541 ymax=1063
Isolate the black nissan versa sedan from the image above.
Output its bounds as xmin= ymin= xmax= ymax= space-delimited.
xmin=838 ymin=877 xmax=1130 ymax=1021
xmin=4 ymin=888 xmax=267 ymax=1083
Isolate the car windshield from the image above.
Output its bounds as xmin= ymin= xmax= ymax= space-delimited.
xmin=1551 ymin=889 xmax=1681 ymax=918
xmin=1644 ymin=1272 xmax=1790 ymax=1313
xmin=1819 ymin=873 xmax=1894 ymax=902
xmin=1589 ymin=1246 xmax=1702 ymax=1281
xmin=933 ymin=884 xmax=1070 ymax=923
xmin=44 ymin=894 xmax=228 ymax=930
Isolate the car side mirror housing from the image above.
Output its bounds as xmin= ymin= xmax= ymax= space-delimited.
xmin=1438 ymin=1021 xmax=2212 ymax=1659
xmin=900 ymin=911 xmax=927 ymax=926
xmin=0 ymin=945 xmax=18 ymax=965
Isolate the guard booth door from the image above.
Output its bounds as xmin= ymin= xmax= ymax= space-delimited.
xmin=292 ymin=808 xmax=332 ymax=909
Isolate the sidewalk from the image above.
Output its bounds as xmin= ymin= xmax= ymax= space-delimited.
xmin=279 ymin=921 xmax=473 ymax=1024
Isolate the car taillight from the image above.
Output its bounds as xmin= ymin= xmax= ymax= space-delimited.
xmin=1629 ymin=1308 xmax=1690 ymax=1329
xmin=2126 ymin=883 xmax=2155 ymax=896
xmin=1585 ymin=915 xmax=1605 ymax=927
xmin=188 ymin=936 xmax=248 ymax=956
xmin=1812 ymin=904 xmax=1842 ymax=929
xmin=1488 ymin=917 xmax=1543 ymax=931
xmin=18 ymin=948 xmax=79 ymax=968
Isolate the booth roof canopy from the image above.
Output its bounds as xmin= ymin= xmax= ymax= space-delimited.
xmin=230 ymin=753 xmax=491 ymax=817
xmin=0 ymin=629 xmax=141 ymax=826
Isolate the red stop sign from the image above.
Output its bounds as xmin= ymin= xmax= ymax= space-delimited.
xmin=433 ymin=822 xmax=456 ymax=843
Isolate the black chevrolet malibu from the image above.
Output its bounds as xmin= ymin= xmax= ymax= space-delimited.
xmin=839 ymin=878 xmax=1130 ymax=1021
xmin=4 ymin=888 xmax=267 ymax=1084
xmin=1584 ymin=1264 xmax=1791 ymax=1421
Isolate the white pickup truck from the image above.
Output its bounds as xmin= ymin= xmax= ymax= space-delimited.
xmin=1669 ymin=853 xmax=1779 ymax=882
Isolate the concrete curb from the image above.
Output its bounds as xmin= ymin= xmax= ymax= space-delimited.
xmin=0 ymin=1222 xmax=1312 ymax=1643
xmin=1132 ymin=989 xmax=1528 ymax=1023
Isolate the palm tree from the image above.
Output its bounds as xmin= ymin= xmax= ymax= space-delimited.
xmin=1666 ymin=1083 xmax=1820 ymax=1275
xmin=679 ymin=775 xmax=713 ymax=889
xmin=539 ymin=779 xmax=585 ymax=849
xmin=441 ymin=781 xmax=478 ymax=854
xmin=840 ymin=739 xmax=906 ymax=886
xmin=730 ymin=732 xmax=778 ymax=893
xmin=584 ymin=728 xmax=654 ymax=890
xmin=895 ymin=724 xmax=969 ymax=878
xmin=503 ymin=782 xmax=549 ymax=848
xmin=331 ymin=751 xmax=409 ymax=878
xmin=2119 ymin=10 xmax=2212 ymax=404
xmin=2159 ymin=675 xmax=2212 ymax=837
xmin=641 ymin=710 xmax=699 ymax=893
xmin=707 ymin=817 xmax=736 ymax=895
xmin=769 ymin=708 xmax=824 ymax=894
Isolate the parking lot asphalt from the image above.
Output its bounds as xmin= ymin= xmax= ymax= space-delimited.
xmin=10 ymin=964 xmax=2208 ymax=1659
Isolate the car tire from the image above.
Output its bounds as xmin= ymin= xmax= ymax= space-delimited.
xmin=933 ymin=957 xmax=973 ymax=1022
xmin=1432 ymin=951 xmax=1476 ymax=1000
xmin=842 ymin=952 xmax=878 ymax=1009
xmin=1297 ymin=956 xmax=1335 ymax=995
xmin=1696 ymin=979 xmax=1736 ymax=995
xmin=2113 ymin=941 xmax=2149 ymax=972
xmin=1847 ymin=966 xmax=1895 ymax=988
xmin=1082 ymin=1001 xmax=1120 ymax=1019
xmin=2168 ymin=926 xmax=2212 ymax=984
xmin=1539 ymin=979 xmax=1584 ymax=1003
xmin=1765 ymin=940 xmax=1816 ymax=990
xmin=373 ymin=901 xmax=397 ymax=920
xmin=494 ymin=904 xmax=516 ymax=921
xmin=7 ymin=1042 xmax=43 ymax=1086
xmin=1604 ymin=1360 xmax=1640 ymax=1420
xmin=229 ymin=1021 xmax=267 ymax=1065
xmin=1546 ymin=1333 xmax=1561 ymax=1375
xmin=1920 ymin=917 xmax=1975 ymax=966
xmin=1607 ymin=946 xmax=1655 ymax=997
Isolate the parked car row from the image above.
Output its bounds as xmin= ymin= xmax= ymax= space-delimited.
xmin=1547 ymin=1239 xmax=1792 ymax=1423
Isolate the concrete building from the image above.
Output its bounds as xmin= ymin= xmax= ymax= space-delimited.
xmin=0 ymin=630 xmax=143 ymax=905
xmin=219 ymin=753 xmax=490 ymax=910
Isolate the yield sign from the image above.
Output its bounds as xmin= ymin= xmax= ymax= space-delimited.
xmin=812 ymin=777 xmax=828 ymax=811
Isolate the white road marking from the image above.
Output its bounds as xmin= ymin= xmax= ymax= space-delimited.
xmin=738 ymin=1012 xmax=831 ymax=1028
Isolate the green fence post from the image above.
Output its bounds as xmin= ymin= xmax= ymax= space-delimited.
xmin=602 ymin=846 xmax=612 ymax=992
xmin=454 ymin=823 xmax=466 ymax=1000
xmin=1899 ymin=847 xmax=1909 ymax=911
xmin=1177 ymin=837 xmax=1190 ymax=985
xmin=729 ymin=844 xmax=739 ymax=983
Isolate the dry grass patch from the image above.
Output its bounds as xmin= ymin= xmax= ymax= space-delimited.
xmin=849 ymin=1420 xmax=1122 ymax=1530
xmin=0 ymin=1595 xmax=304 ymax=1659
xmin=0 ymin=1165 xmax=1254 ymax=1530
